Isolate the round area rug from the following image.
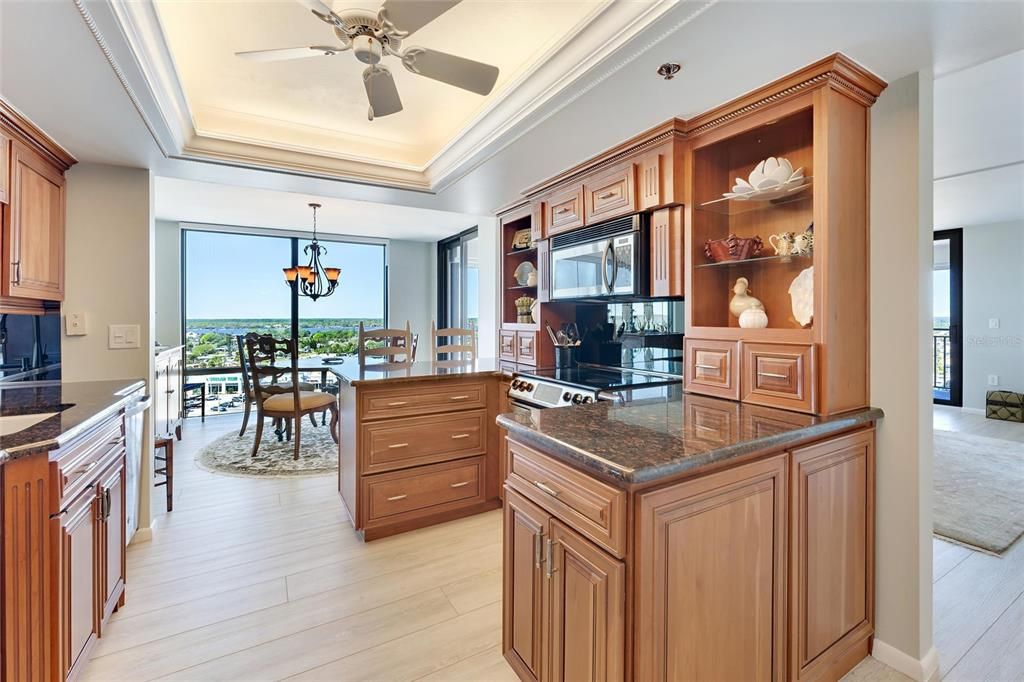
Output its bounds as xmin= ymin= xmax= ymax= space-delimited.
xmin=195 ymin=422 xmax=339 ymax=478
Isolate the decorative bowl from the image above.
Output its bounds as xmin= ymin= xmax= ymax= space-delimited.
xmin=704 ymin=234 xmax=764 ymax=262
xmin=723 ymin=156 xmax=808 ymax=202
xmin=513 ymin=261 xmax=536 ymax=286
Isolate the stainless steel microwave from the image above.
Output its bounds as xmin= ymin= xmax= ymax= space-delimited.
xmin=549 ymin=214 xmax=649 ymax=300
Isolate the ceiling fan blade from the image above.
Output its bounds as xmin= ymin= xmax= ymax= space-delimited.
xmin=378 ymin=0 xmax=460 ymax=38
xmin=294 ymin=0 xmax=342 ymax=24
xmin=400 ymin=47 xmax=499 ymax=96
xmin=363 ymin=65 xmax=403 ymax=119
xmin=236 ymin=46 xmax=347 ymax=62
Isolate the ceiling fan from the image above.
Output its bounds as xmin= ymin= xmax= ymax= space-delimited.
xmin=236 ymin=0 xmax=500 ymax=120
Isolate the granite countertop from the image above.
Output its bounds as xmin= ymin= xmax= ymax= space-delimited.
xmin=496 ymin=390 xmax=883 ymax=487
xmin=0 ymin=379 xmax=146 ymax=462
xmin=333 ymin=357 xmax=505 ymax=386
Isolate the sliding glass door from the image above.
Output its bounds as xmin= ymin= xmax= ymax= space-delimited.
xmin=437 ymin=228 xmax=479 ymax=331
xmin=933 ymin=229 xmax=963 ymax=406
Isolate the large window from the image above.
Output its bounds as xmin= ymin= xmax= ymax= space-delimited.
xmin=437 ymin=228 xmax=479 ymax=331
xmin=182 ymin=228 xmax=386 ymax=414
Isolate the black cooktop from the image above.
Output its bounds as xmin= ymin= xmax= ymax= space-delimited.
xmin=522 ymin=365 xmax=683 ymax=392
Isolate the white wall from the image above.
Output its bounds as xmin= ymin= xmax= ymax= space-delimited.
xmin=869 ymin=72 xmax=936 ymax=677
xmin=63 ymin=162 xmax=156 ymax=534
xmin=476 ymin=217 xmax=499 ymax=357
xmin=154 ymin=219 xmax=181 ymax=347
xmin=387 ymin=240 xmax=434 ymax=354
xmin=962 ymin=220 xmax=1024 ymax=408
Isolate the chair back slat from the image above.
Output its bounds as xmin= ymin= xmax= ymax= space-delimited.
xmin=358 ymin=321 xmax=413 ymax=367
xmin=244 ymin=333 xmax=301 ymax=409
xmin=430 ymin=321 xmax=477 ymax=362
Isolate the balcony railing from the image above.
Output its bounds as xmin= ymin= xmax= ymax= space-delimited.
xmin=933 ymin=328 xmax=951 ymax=392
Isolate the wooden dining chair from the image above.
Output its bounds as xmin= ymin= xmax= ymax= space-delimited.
xmin=357 ymin=321 xmax=414 ymax=367
xmin=236 ymin=335 xmax=321 ymax=437
xmin=430 ymin=322 xmax=477 ymax=362
xmin=244 ymin=334 xmax=339 ymax=460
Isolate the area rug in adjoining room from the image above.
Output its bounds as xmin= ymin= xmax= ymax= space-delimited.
xmin=933 ymin=429 xmax=1024 ymax=554
xmin=195 ymin=423 xmax=338 ymax=478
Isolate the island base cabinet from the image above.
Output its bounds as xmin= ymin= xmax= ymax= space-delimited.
xmin=60 ymin=484 xmax=99 ymax=682
xmin=636 ymin=454 xmax=788 ymax=682
xmin=503 ymin=488 xmax=625 ymax=682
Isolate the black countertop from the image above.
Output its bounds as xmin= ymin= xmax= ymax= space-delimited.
xmin=496 ymin=388 xmax=883 ymax=488
xmin=333 ymin=357 xmax=505 ymax=386
xmin=0 ymin=379 xmax=146 ymax=461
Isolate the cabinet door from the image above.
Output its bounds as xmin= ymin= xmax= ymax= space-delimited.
xmin=636 ymin=455 xmax=787 ymax=682
xmin=498 ymin=380 xmax=511 ymax=501
xmin=153 ymin=365 xmax=170 ymax=438
xmin=546 ymin=186 xmax=584 ymax=236
xmin=168 ymin=352 xmax=184 ymax=430
xmin=99 ymin=456 xmax=126 ymax=623
xmin=61 ymin=484 xmax=99 ymax=681
xmin=650 ymin=206 xmax=683 ymax=298
xmin=499 ymin=329 xmax=517 ymax=361
xmin=0 ymin=130 xmax=10 ymax=205
xmin=547 ymin=520 xmax=625 ymax=682
xmin=7 ymin=139 xmax=65 ymax=300
xmin=503 ymin=488 xmax=549 ymax=682
xmin=583 ymin=166 xmax=635 ymax=224
xmin=790 ymin=430 xmax=874 ymax=680
xmin=516 ymin=331 xmax=537 ymax=366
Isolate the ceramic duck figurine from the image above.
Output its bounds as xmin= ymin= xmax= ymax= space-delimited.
xmin=729 ymin=277 xmax=763 ymax=318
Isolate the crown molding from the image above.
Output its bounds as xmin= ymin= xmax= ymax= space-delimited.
xmin=87 ymin=0 xmax=712 ymax=194
xmin=0 ymin=99 xmax=77 ymax=171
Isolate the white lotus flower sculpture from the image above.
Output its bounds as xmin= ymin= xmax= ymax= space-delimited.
xmin=724 ymin=156 xmax=808 ymax=201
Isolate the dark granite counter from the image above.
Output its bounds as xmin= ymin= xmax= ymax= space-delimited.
xmin=497 ymin=389 xmax=883 ymax=487
xmin=333 ymin=357 xmax=505 ymax=386
xmin=0 ymin=379 xmax=146 ymax=461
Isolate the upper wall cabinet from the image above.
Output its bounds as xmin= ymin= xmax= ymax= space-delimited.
xmin=0 ymin=98 xmax=75 ymax=307
xmin=583 ymin=164 xmax=636 ymax=223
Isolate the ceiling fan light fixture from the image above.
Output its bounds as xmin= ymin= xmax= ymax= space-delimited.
xmin=352 ymin=34 xmax=383 ymax=65
xmin=657 ymin=62 xmax=682 ymax=80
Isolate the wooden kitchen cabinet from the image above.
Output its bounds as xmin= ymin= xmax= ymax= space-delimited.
xmin=5 ymin=139 xmax=65 ymax=301
xmin=154 ymin=347 xmax=184 ymax=440
xmin=547 ymin=520 xmax=625 ymax=682
xmin=636 ymin=454 xmax=788 ymax=682
xmin=503 ymin=488 xmax=548 ymax=682
xmin=59 ymin=484 xmax=99 ymax=681
xmin=649 ymin=206 xmax=683 ymax=298
xmin=98 ymin=456 xmax=126 ymax=623
xmin=637 ymin=151 xmax=662 ymax=210
xmin=0 ymin=130 xmax=10 ymax=204
xmin=583 ymin=165 xmax=635 ymax=224
xmin=516 ymin=331 xmax=537 ymax=365
xmin=743 ymin=342 xmax=817 ymax=414
xmin=684 ymin=338 xmax=740 ymax=401
xmin=545 ymin=185 xmax=584 ymax=236
xmin=500 ymin=329 xmax=517 ymax=362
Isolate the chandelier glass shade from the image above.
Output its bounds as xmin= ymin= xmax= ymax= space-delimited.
xmin=283 ymin=203 xmax=340 ymax=301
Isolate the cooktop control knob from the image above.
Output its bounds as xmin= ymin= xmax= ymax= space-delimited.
xmin=571 ymin=393 xmax=584 ymax=404
xmin=562 ymin=392 xmax=572 ymax=402
xmin=582 ymin=396 xmax=594 ymax=404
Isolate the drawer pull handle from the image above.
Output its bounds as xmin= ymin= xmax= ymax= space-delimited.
xmin=387 ymin=443 xmax=409 ymax=449
xmin=449 ymin=481 xmax=471 ymax=488
xmin=386 ymin=494 xmax=407 ymax=501
xmin=387 ymin=401 xmax=409 ymax=406
xmin=556 ymin=206 xmax=572 ymax=214
xmin=597 ymin=191 xmax=616 ymax=199
xmin=449 ymin=395 xmax=470 ymax=401
xmin=695 ymin=363 xmax=719 ymax=371
xmin=758 ymin=371 xmax=789 ymax=379
xmin=70 ymin=461 xmax=99 ymax=477
xmin=545 ymin=538 xmax=557 ymax=577
xmin=450 ymin=433 xmax=470 ymax=440
xmin=533 ymin=481 xmax=559 ymax=497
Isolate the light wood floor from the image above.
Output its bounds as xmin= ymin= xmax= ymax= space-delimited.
xmin=933 ymin=405 xmax=1024 ymax=680
xmin=81 ymin=414 xmax=902 ymax=681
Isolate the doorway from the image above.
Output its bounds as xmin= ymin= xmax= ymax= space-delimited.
xmin=933 ymin=228 xmax=963 ymax=406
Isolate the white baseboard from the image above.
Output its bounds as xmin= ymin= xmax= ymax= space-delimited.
xmin=872 ymin=640 xmax=939 ymax=682
xmin=130 ymin=527 xmax=153 ymax=544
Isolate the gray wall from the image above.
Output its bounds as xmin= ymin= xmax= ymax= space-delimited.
xmin=962 ymin=220 xmax=1024 ymax=408
xmin=388 ymin=240 xmax=434 ymax=355
xmin=154 ymin=220 xmax=181 ymax=347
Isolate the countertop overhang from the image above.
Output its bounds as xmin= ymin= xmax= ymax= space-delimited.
xmin=333 ymin=358 xmax=505 ymax=385
xmin=497 ymin=392 xmax=883 ymax=488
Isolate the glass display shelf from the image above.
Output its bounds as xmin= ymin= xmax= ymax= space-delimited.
xmin=697 ymin=179 xmax=813 ymax=216
xmin=506 ymin=247 xmax=537 ymax=257
xmin=695 ymin=253 xmax=812 ymax=269
xmin=507 ymin=284 xmax=537 ymax=290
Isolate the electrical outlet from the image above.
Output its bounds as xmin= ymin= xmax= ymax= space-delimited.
xmin=108 ymin=324 xmax=141 ymax=349
xmin=65 ymin=313 xmax=87 ymax=336
xmin=989 ymin=318 xmax=1000 ymax=329
xmin=988 ymin=375 xmax=999 ymax=386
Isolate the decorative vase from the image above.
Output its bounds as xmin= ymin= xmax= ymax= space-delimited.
xmin=729 ymin=277 xmax=763 ymax=318
xmin=739 ymin=307 xmax=768 ymax=329
xmin=526 ymin=270 xmax=538 ymax=287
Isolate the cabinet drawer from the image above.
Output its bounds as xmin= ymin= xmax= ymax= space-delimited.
xmin=584 ymin=165 xmax=636 ymax=222
xmin=742 ymin=343 xmax=817 ymax=413
xmin=364 ymin=457 xmax=485 ymax=522
xmin=546 ymin=186 xmax=584 ymax=235
xmin=361 ymin=381 xmax=486 ymax=420
xmin=499 ymin=329 xmax=517 ymax=361
xmin=684 ymin=338 xmax=740 ymax=401
xmin=55 ymin=414 xmax=125 ymax=502
xmin=506 ymin=439 xmax=626 ymax=558
xmin=361 ymin=409 xmax=486 ymax=474
xmin=516 ymin=331 xmax=537 ymax=365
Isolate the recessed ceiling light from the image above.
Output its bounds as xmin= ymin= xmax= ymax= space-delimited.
xmin=657 ymin=63 xmax=681 ymax=80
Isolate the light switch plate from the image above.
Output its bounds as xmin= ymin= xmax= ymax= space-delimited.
xmin=65 ymin=313 xmax=87 ymax=336
xmin=108 ymin=324 xmax=141 ymax=349
xmin=989 ymin=318 xmax=1000 ymax=329
xmin=988 ymin=375 xmax=999 ymax=386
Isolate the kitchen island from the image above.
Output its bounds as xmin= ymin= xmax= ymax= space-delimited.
xmin=334 ymin=359 xmax=507 ymax=540
xmin=0 ymin=379 xmax=146 ymax=681
xmin=496 ymin=389 xmax=882 ymax=681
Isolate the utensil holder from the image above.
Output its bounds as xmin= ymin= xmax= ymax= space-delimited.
xmin=554 ymin=346 xmax=577 ymax=369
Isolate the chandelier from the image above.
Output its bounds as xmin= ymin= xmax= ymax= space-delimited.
xmin=282 ymin=203 xmax=340 ymax=301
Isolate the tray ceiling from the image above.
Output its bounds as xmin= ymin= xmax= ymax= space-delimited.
xmin=152 ymin=0 xmax=604 ymax=170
